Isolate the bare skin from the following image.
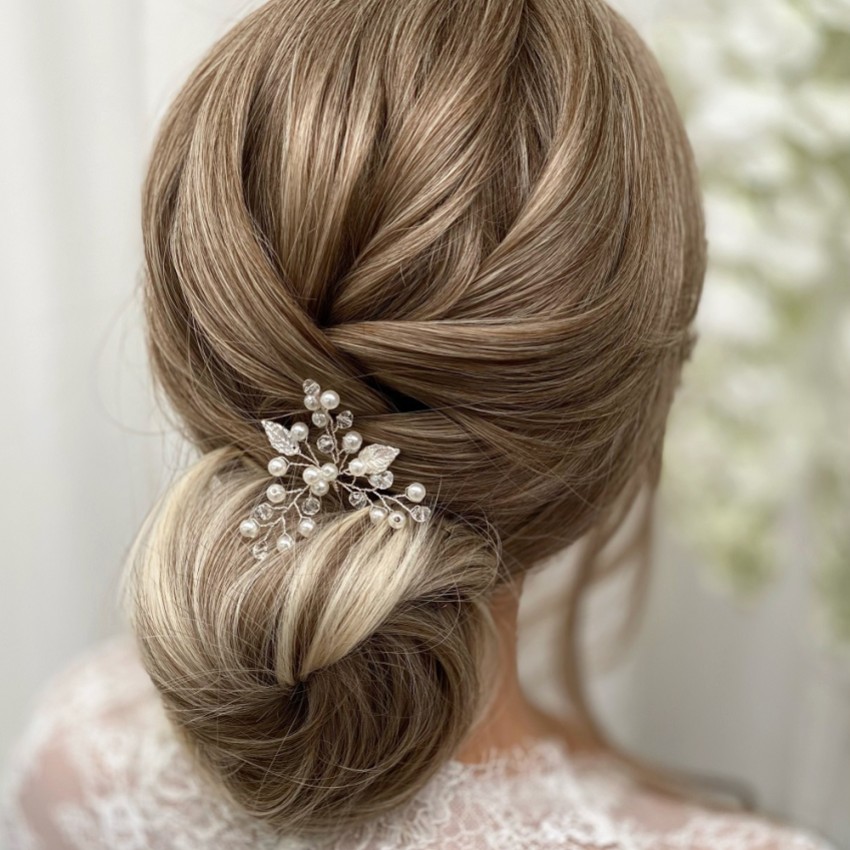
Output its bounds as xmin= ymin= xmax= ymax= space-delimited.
xmin=449 ymin=578 xmax=764 ymax=833
xmin=454 ymin=575 xmax=593 ymax=765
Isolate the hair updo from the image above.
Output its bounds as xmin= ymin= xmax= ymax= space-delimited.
xmin=128 ymin=0 xmax=705 ymax=837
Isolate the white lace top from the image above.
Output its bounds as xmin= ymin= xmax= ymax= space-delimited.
xmin=1 ymin=638 xmax=836 ymax=850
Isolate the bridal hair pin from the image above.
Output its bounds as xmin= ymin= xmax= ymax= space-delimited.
xmin=238 ymin=378 xmax=432 ymax=561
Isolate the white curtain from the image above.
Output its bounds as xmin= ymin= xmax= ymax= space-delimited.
xmin=1 ymin=1 xmax=846 ymax=847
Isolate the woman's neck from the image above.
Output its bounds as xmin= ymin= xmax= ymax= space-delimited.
xmin=454 ymin=576 xmax=585 ymax=764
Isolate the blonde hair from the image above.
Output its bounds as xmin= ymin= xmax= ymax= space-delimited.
xmin=128 ymin=0 xmax=705 ymax=837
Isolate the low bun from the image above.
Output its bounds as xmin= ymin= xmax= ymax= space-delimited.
xmin=128 ymin=448 xmax=500 ymax=834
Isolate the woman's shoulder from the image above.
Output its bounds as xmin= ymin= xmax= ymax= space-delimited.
xmin=1 ymin=635 xmax=159 ymax=806
xmin=0 ymin=636 xmax=162 ymax=810
xmin=1 ymin=638 xmax=838 ymax=850
xmin=503 ymin=709 xmax=835 ymax=850
xmin=12 ymin=636 xmax=155 ymax=736
xmin=558 ymin=747 xmax=835 ymax=850
xmin=401 ymin=735 xmax=835 ymax=850
xmin=2 ymin=639 xmax=147 ymax=846
xmin=0 ymin=636 xmax=280 ymax=850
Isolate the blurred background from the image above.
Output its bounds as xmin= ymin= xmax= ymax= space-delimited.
xmin=0 ymin=0 xmax=847 ymax=846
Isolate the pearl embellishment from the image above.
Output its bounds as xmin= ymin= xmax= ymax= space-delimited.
xmin=319 ymin=390 xmax=340 ymax=410
xmin=369 ymin=506 xmax=388 ymax=524
xmin=302 ymin=466 xmax=322 ymax=485
xmin=290 ymin=422 xmax=309 ymax=442
xmin=405 ymin=482 xmax=426 ymax=503
xmin=239 ymin=518 xmax=260 ymax=539
xmin=298 ymin=517 xmax=316 ymax=537
xmin=242 ymin=378 xmax=435 ymax=560
xmin=266 ymin=484 xmax=287 ymax=504
xmin=342 ymin=431 xmax=363 ymax=453
xmin=310 ymin=479 xmax=330 ymax=496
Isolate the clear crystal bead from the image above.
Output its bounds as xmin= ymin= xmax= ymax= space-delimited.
xmin=336 ymin=410 xmax=354 ymax=429
xmin=303 ymin=379 xmax=321 ymax=396
xmin=252 ymin=541 xmax=269 ymax=560
xmin=410 ymin=505 xmax=432 ymax=523
xmin=312 ymin=411 xmax=329 ymax=427
xmin=317 ymin=435 xmax=335 ymax=454
xmin=253 ymin=503 xmax=274 ymax=522
xmin=369 ymin=471 xmax=393 ymax=489
xmin=349 ymin=490 xmax=369 ymax=508
xmin=302 ymin=497 xmax=321 ymax=516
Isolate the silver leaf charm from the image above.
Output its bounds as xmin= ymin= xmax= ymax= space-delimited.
xmin=262 ymin=420 xmax=299 ymax=456
xmin=357 ymin=444 xmax=400 ymax=474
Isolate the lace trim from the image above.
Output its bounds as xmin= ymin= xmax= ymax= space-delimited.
xmin=0 ymin=638 xmax=837 ymax=850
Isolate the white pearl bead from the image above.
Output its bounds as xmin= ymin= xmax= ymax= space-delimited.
xmin=369 ymin=506 xmax=388 ymax=524
xmin=312 ymin=411 xmax=329 ymax=427
xmin=319 ymin=390 xmax=340 ymax=410
xmin=342 ymin=431 xmax=362 ymax=452
xmin=320 ymin=463 xmax=338 ymax=481
xmin=290 ymin=422 xmax=309 ymax=442
xmin=267 ymin=457 xmax=288 ymax=477
xmin=310 ymin=479 xmax=330 ymax=496
xmin=239 ymin=518 xmax=260 ymax=539
xmin=297 ymin=517 xmax=317 ymax=537
xmin=276 ymin=533 xmax=294 ymax=552
xmin=348 ymin=458 xmax=365 ymax=476
xmin=405 ymin=482 xmax=426 ymax=503
xmin=302 ymin=465 xmax=322 ymax=485
xmin=388 ymin=510 xmax=406 ymax=529
xmin=266 ymin=484 xmax=287 ymax=504
xmin=304 ymin=394 xmax=321 ymax=411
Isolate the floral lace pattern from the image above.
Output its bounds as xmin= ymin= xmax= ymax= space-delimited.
xmin=0 ymin=638 xmax=836 ymax=850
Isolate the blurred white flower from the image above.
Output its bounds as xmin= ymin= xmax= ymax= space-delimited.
xmin=731 ymin=140 xmax=794 ymax=187
xmin=691 ymin=81 xmax=787 ymax=149
xmin=724 ymin=0 xmax=818 ymax=73
xmin=652 ymin=0 xmax=850 ymax=635
xmin=698 ymin=273 xmax=776 ymax=343
xmin=702 ymin=192 xmax=761 ymax=264
xmin=810 ymin=0 xmax=850 ymax=29
xmin=840 ymin=312 xmax=850 ymax=367
xmin=793 ymin=84 xmax=850 ymax=147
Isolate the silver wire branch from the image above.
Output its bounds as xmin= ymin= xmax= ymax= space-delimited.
xmin=238 ymin=378 xmax=432 ymax=560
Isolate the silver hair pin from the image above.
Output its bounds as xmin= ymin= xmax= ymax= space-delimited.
xmin=238 ymin=378 xmax=432 ymax=560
